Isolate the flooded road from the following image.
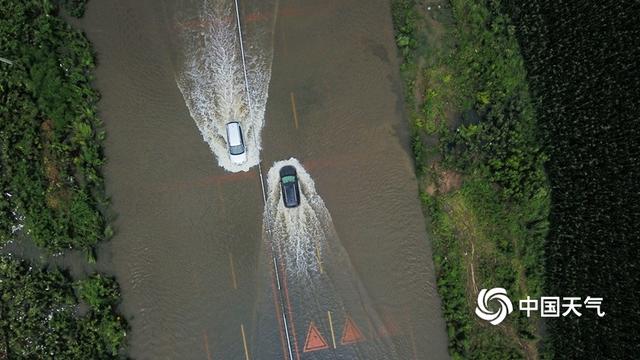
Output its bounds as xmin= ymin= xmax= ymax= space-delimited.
xmin=81 ymin=0 xmax=448 ymax=358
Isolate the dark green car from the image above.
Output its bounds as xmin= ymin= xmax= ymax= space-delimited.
xmin=279 ymin=165 xmax=300 ymax=208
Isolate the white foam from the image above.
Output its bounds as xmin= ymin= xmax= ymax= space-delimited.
xmin=175 ymin=0 xmax=274 ymax=172
xmin=263 ymin=158 xmax=336 ymax=282
xmin=260 ymin=159 xmax=402 ymax=358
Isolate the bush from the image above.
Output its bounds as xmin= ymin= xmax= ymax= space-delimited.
xmin=392 ymin=0 xmax=550 ymax=357
xmin=0 ymin=256 xmax=127 ymax=359
xmin=0 ymin=0 xmax=106 ymax=253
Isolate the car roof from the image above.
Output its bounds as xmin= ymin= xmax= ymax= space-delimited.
xmin=226 ymin=122 xmax=243 ymax=146
xmin=282 ymin=179 xmax=299 ymax=207
xmin=279 ymin=165 xmax=297 ymax=178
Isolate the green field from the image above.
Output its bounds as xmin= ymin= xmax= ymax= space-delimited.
xmin=504 ymin=0 xmax=640 ymax=357
xmin=392 ymin=0 xmax=549 ymax=358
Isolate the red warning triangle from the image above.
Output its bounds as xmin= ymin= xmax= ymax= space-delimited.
xmin=341 ymin=316 xmax=366 ymax=345
xmin=303 ymin=322 xmax=329 ymax=352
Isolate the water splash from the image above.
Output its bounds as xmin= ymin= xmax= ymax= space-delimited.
xmin=255 ymin=158 xmax=401 ymax=359
xmin=263 ymin=158 xmax=333 ymax=281
xmin=174 ymin=0 xmax=276 ymax=172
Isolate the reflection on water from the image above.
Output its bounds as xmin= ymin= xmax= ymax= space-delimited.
xmin=174 ymin=0 xmax=278 ymax=172
xmin=255 ymin=158 xmax=400 ymax=359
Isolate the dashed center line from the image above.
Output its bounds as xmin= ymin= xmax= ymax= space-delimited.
xmin=290 ymin=92 xmax=300 ymax=129
xmin=229 ymin=252 xmax=238 ymax=289
xmin=203 ymin=331 xmax=213 ymax=360
xmin=241 ymin=324 xmax=251 ymax=360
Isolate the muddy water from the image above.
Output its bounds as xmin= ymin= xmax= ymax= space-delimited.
xmin=81 ymin=0 xmax=448 ymax=358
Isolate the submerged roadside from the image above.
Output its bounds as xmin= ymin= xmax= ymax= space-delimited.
xmin=390 ymin=0 xmax=549 ymax=358
xmin=0 ymin=1 xmax=127 ymax=357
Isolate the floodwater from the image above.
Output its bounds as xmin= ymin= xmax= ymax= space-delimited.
xmin=173 ymin=0 xmax=277 ymax=172
xmin=81 ymin=0 xmax=449 ymax=358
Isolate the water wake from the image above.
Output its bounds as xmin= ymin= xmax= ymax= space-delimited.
xmin=263 ymin=158 xmax=333 ymax=281
xmin=255 ymin=159 xmax=400 ymax=359
xmin=175 ymin=0 xmax=276 ymax=172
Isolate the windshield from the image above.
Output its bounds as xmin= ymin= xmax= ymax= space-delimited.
xmin=282 ymin=175 xmax=296 ymax=184
xmin=229 ymin=144 xmax=244 ymax=155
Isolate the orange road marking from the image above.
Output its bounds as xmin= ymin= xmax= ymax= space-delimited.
xmin=241 ymin=324 xmax=250 ymax=360
xmin=341 ymin=316 xmax=366 ymax=345
xmin=203 ymin=331 xmax=213 ymax=360
xmin=327 ymin=311 xmax=337 ymax=349
xmin=303 ymin=322 xmax=329 ymax=352
xmin=406 ymin=309 xmax=418 ymax=359
xmin=229 ymin=252 xmax=238 ymax=289
xmin=152 ymin=155 xmax=357 ymax=194
xmin=382 ymin=308 xmax=400 ymax=337
xmin=408 ymin=321 xmax=418 ymax=360
xmin=290 ymin=92 xmax=299 ymax=129
xmin=152 ymin=169 xmax=257 ymax=193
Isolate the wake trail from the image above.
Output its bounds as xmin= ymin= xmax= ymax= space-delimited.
xmin=174 ymin=0 xmax=276 ymax=172
xmin=255 ymin=159 xmax=401 ymax=359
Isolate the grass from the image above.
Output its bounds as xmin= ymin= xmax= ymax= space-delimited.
xmin=392 ymin=0 xmax=549 ymax=358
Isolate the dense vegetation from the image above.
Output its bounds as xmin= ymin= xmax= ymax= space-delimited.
xmin=58 ymin=0 xmax=89 ymax=18
xmin=0 ymin=1 xmax=127 ymax=358
xmin=0 ymin=257 xmax=126 ymax=358
xmin=504 ymin=0 xmax=640 ymax=357
xmin=392 ymin=0 xmax=548 ymax=358
xmin=0 ymin=0 xmax=107 ymax=255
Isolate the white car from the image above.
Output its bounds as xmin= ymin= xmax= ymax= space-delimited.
xmin=225 ymin=121 xmax=247 ymax=164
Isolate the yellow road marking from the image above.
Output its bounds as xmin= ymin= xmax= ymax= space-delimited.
xmin=327 ymin=311 xmax=337 ymax=349
xmin=290 ymin=92 xmax=299 ymax=129
xmin=229 ymin=252 xmax=238 ymax=289
xmin=203 ymin=331 xmax=213 ymax=360
xmin=241 ymin=324 xmax=251 ymax=360
xmin=315 ymin=244 xmax=323 ymax=274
